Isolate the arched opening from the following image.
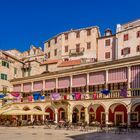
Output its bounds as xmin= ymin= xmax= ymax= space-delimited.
xmin=22 ymin=106 xmax=30 ymax=121
xmin=72 ymin=105 xmax=85 ymax=123
xmin=96 ymin=105 xmax=105 ymax=124
xmin=58 ymin=108 xmax=65 ymax=121
xmin=45 ymin=107 xmax=54 ymax=120
xmin=131 ymin=103 xmax=140 ymax=126
xmin=88 ymin=106 xmax=95 ymax=123
xmin=109 ymin=103 xmax=127 ymax=126
xmin=33 ymin=106 xmax=42 ymax=121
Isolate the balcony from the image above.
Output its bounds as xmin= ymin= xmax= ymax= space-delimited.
xmin=69 ymin=48 xmax=84 ymax=56
xmin=9 ymin=88 xmax=140 ymax=105
xmin=22 ymin=63 xmax=31 ymax=69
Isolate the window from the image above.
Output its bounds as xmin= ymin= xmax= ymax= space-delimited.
xmin=76 ymin=31 xmax=80 ymax=38
xmin=124 ymin=34 xmax=129 ymax=41
xmin=2 ymin=61 xmax=9 ymax=68
xmin=1 ymin=73 xmax=7 ymax=80
xmin=87 ymin=42 xmax=91 ymax=49
xmin=2 ymin=86 xmax=7 ymax=93
xmin=48 ymin=52 xmax=50 ymax=58
xmin=48 ymin=41 xmax=50 ymax=47
xmin=105 ymin=52 xmax=110 ymax=59
xmin=87 ymin=29 xmax=91 ymax=36
xmin=65 ymin=33 xmax=68 ymax=40
xmin=54 ymin=37 xmax=57 ymax=44
xmin=121 ymin=47 xmax=130 ymax=55
xmin=65 ymin=45 xmax=68 ymax=53
xmin=64 ymin=58 xmax=69 ymax=61
xmin=46 ymin=64 xmax=48 ymax=72
xmin=136 ymin=45 xmax=140 ymax=52
xmin=105 ymin=39 xmax=110 ymax=46
xmin=76 ymin=44 xmax=80 ymax=52
xmin=54 ymin=49 xmax=57 ymax=56
xmin=130 ymin=112 xmax=138 ymax=122
xmin=137 ymin=31 xmax=140 ymax=38
xmin=14 ymin=68 xmax=17 ymax=75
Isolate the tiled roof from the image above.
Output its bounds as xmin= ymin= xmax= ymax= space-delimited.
xmin=41 ymin=59 xmax=60 ymax=65
xmin=58 ymin=59 xmax=81 ymax=67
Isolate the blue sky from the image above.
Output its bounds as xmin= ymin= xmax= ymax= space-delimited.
xmin=0 ymin=0 xmax=139 ymax=52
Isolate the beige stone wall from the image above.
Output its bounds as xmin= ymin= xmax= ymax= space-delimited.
xmin=116 ymin=26 xmax=140 ymax=59
xmin=98 ymin=36 xmax=116 ymax=61
xmin=44 ymin=27 xmax=100 ymax=61
xmin=44 ymin=35 xmax=62 ymax=59
xmin=61 ymin=27 xmax=99 ymax=60
xmin=0 ymin=52 xmax=23 ymax=91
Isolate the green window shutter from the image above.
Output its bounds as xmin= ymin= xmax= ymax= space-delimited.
xmin=0 ymin=74 xmax=7 ymax=80
xmin=7 ymin=63 xmax=9 ymax=68
xmin=14 ymin=68 xmax=17 ymax=75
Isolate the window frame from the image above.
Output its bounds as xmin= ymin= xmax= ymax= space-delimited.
xmin=105 ymin=52 xmax=110 ymax=59
xmin=65 ymin=45 xmax=69 ymax=53
xmin=87 ymin=42 xmax=91 ymax=49
xmin=105 ymin=39 xmax=111 ymax=46
xmin=123 ymin=34 xmax=129 ymax=41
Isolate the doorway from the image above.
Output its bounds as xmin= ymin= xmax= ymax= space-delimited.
xmin=115 ymin=112 xmax=124 ymax=126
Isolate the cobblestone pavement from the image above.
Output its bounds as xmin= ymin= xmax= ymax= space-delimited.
xmin=0 ymin=126 xmax=139 ymax=140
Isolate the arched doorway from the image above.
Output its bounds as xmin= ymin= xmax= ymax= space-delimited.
xmin=58 ymin=108 xmax=65 ymax=121
xmin=88 ymin=106 xmax=95 ymax=123
xmin=72 ymin=105 xmax=85 ymax=123
xmin=45 ymin=107 xmax=54 ymax=121
xmin=131 ymin=103 xmax=140 ymax=126
xmin=33 ymin=106 xmax=42 ymax=121
xmin=95 ymin=105 xmax=105 ymax=124
xmin=109 ymin=103 xmax=127 ymax=126
xmin=23 ymin=106 xmax=30 ymax=120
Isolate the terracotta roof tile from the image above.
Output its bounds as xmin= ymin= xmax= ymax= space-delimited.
xmin=41 ymin=59 xmax=60 ymax=65
xmin=58 ymin=59 xmax=81 ymax=67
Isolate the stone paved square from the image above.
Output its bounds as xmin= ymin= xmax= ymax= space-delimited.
xmin=0 ymin=126 xmax=140 ymax=140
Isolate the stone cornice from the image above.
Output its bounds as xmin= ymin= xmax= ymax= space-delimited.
xmin=11 ymin=55 xmax=140 ymax=84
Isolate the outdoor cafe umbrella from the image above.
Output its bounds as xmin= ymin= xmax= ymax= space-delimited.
xmin=0 ymin=108 xmax=49 ymax=116
xmin=25 ymin=109 xmax=49 ymax=115
xmin=0 ymin=109 xmax=27 ymax=116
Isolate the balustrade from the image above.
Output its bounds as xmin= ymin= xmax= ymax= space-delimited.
xmin=9 ymin=89 xmax=140 ymax=104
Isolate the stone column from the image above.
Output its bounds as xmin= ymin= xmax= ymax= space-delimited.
xmin=127 ymin=66 xmax=131 ymax=97
xmin=105 ymin=112 xmax=109 ymax=125
xmin=31 ymin=115 xmax=33 ymax=122
xmin=31 ymin=82 xmax=34 ymax=92
xmin=127 ymin=112 xmax=131 ymax=126
xmin=56 ymin=78 xmax=58 ymax=93
xmin=70 ymin=76 xmax=73 ymax=93
xmin=105 ymin=70 xmax=108 ymax=89
xmin=55 ymin=109 xmax=58 ymax=123
xmin=85 ymin=107 xmax=89 ymax=124
xmin=87 ymin=73 xmax=89 ymax=92
xmin=67 ymin=105 xmax=72 ymax=122
xmin=21 ymin=84 xmax=23 ymax=92
xmin=43 ymin=80 xmax=45 ymax=91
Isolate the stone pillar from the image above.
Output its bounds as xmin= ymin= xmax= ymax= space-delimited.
xmin=127 ymin=66 xmax=131 ymax=97
xmin=105 ymin=112 xmax=109 ymax=125
xmin=127 ymin=112 xmax=131 ymax=126
xmin=42 ymin=115 xmax=45 ymax=121
xmin=31 ymin=82 xmax=34 ymax=92
xmin=70 ymin=76 xmax=73 ymax=93
xmin=85 ymin=107 xmax=89 ymax=124
xmin=21 ymin=84 xmax=23 ymax=92
xmin=56 ymin=78 xmax=58 ymax=93
xmin=87 ymin=73 xmax=89 ymax=92
xmin=105 ymin=70 xmax=108 ymax=89
xmin=43 ymin=80 xmax=45 ymax=91
xmin=68 ymin=105 xmax=72 ymax=122
xmin=31 ymin=115 xmax=33 ymax=122
xmin=55 ymin=109 xmax=58 ymax=123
